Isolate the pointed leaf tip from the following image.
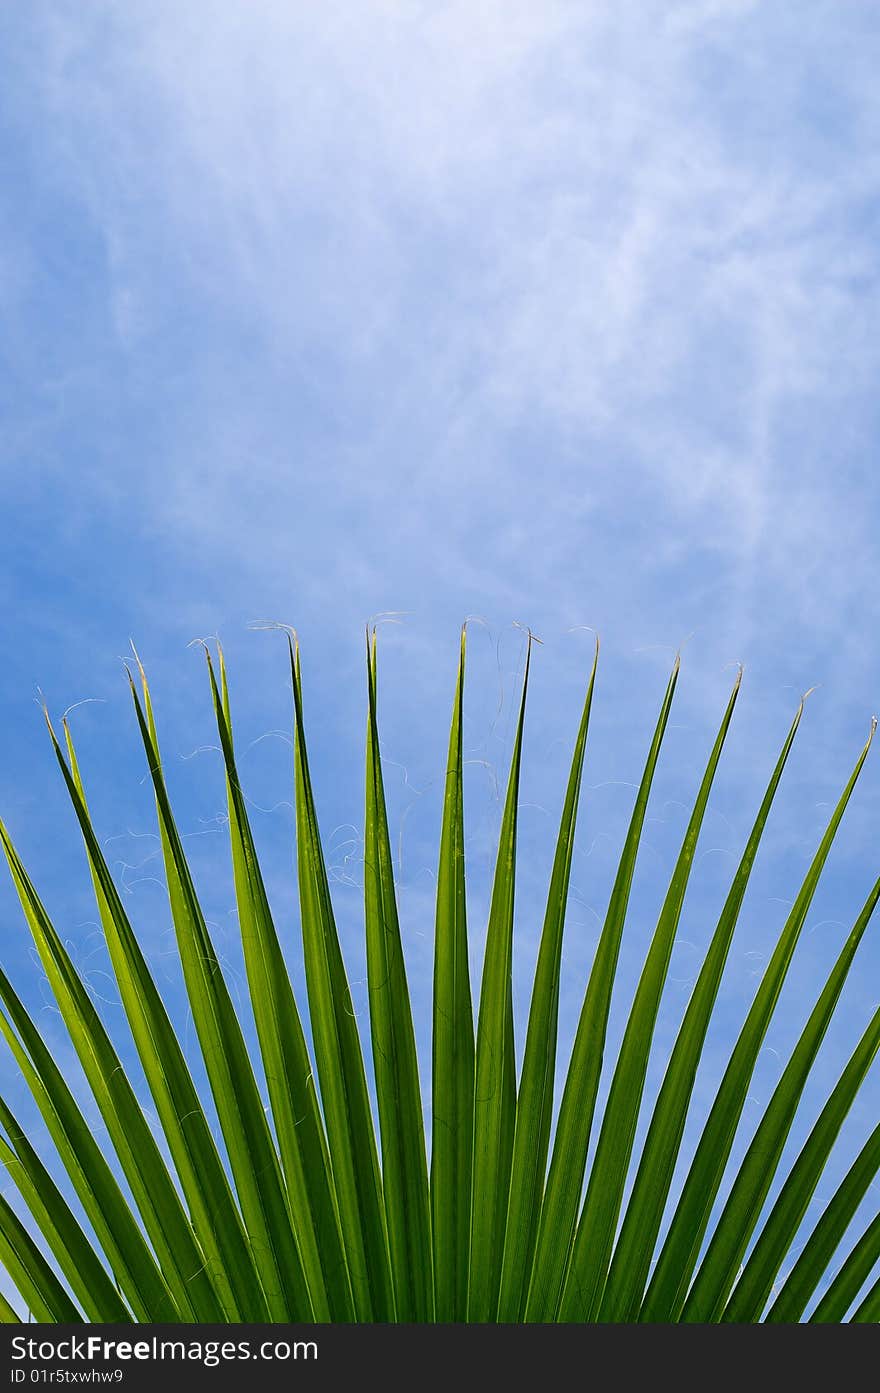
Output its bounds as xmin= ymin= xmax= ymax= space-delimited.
xmin=513 ymin=621 xmax=543 ymax=647
xmin=128 ymin=641 xmax=147 ymax=683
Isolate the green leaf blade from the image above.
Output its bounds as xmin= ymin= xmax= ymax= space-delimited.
xmin=468 ymin=639 xmax=531 ymax=1322
xmin=729 ymin=980 xmax=880 ymax=1314
xmin=601 ymin=698 xmax=806 ymax=1322
xmin=525 ymin=657 xmax=680 ymax=1322
xmin=641 ymin=720 xmax=875 ymax=1323
xmin=0 ymin=813 xmax=220 ymax=1324
xmin=720 ymin=877 xmax=880 ymax=1322
xmin=497 ymin=638 xmax=598 ymax=1322
xmin=850 ymin=1264 xmax=880 ymax=1322
xmin=431 ymin=629 xmax=475 ymax=1322
xmin=765 ymin=1118 xmax=880 ymax=1323
xmin=364 ymin=635 xmax=433 ymax=1321
xmin=291 ymin=641 xmax=394 ymax=1322
xmin=684 ymin=868 xmax=880 ymax=1321
xmin=0 ymin=970 xmax=174 ymax=1322
xmin=208 ymin=647 xmax=352 ymax=1322
xmin=57 ymin=718 xmax=268 ymax=1323
xmin=129 ymin=663 xmax=311 ymax=1322
xmin=0 ymin=1291 xmax=21 ymax=1323
xmin=561 ymin=668 xmax=742 ymax=1321
xmin=0 ymin=1191 xmax=82 ymax=1323
xmin=810 ymin=1212 xmax=880 ymax=1322
xmin=0 ymin=1093 xmax=131 ymax=1323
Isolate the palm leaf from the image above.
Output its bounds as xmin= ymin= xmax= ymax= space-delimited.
xmin=0 ymin=1291 xmax=20 ymax=1323
xmin=765 ymin=1117 xmax=880 ymax=1322
xmin=1 ymin=633 xmax=878 ymax=1324
xmin=0 ymin=1093 xmax=131 ymax=1323
xmin=0 ymin=969 xmax=173 ymax=1321
xmin=290 ymin=639 xmax=395 ymax=1321
xmin=641 ymin=719 xmax=875 ymax=1322
xmin=601 ymin=695 xmax=806 ymax=1321
xmin=560 ymin=666 xmax=741 ymax=1320
xmin=364 ymin=633 xmax=433 ymax=1320
xmin=497 ymin=637 xmax=598 ymax=1321
xmin=431 ymin=627 xmax=474 ymax=1322
xmin=851 ymin=1262 xmax=880 ymax=1322
xmin=55 ymin=716 xmax=267 ymax=1322
xmin=469 ymin=636 xmax=532 ymax=1321
xmin=525 ymin=657 xmax=680 ymax=1321
xmin=206 ymin=646 xmax=352 ymax=1321
xmin=683 ymin=862 xmax=880 ymax=1320
xmin=728 ymin=977 xmax=880 ymax=1322
xmin=811 ymin=1212 xmax=880 ymax=1322
xmin=128 ymin=659 xmax=309 ymax=1321
xmin=0 ymin=1192 xmax=82 ymax=1323
xmin=0 ymin=812 xmax=218 ymax=1322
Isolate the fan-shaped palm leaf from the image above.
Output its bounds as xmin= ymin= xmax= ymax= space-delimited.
xmin=0 ymin=635 xmax=877 ymax=1323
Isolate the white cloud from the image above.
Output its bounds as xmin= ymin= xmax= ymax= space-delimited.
xmin=6 ymin=1 xmax=880 ymax=702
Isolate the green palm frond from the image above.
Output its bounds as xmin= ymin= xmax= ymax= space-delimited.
xmin=0 ymin=634 xmax=877 ymax=1323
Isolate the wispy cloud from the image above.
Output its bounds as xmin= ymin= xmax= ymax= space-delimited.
xmin=4 ymin=4 xmax=873 ymax=668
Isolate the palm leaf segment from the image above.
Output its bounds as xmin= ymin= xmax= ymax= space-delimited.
xmin=0 ymin=635 xmax=877 ymax=1324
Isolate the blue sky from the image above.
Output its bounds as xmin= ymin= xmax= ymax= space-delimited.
xmin=1 ymin=1 xmax=880 ymax=1318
